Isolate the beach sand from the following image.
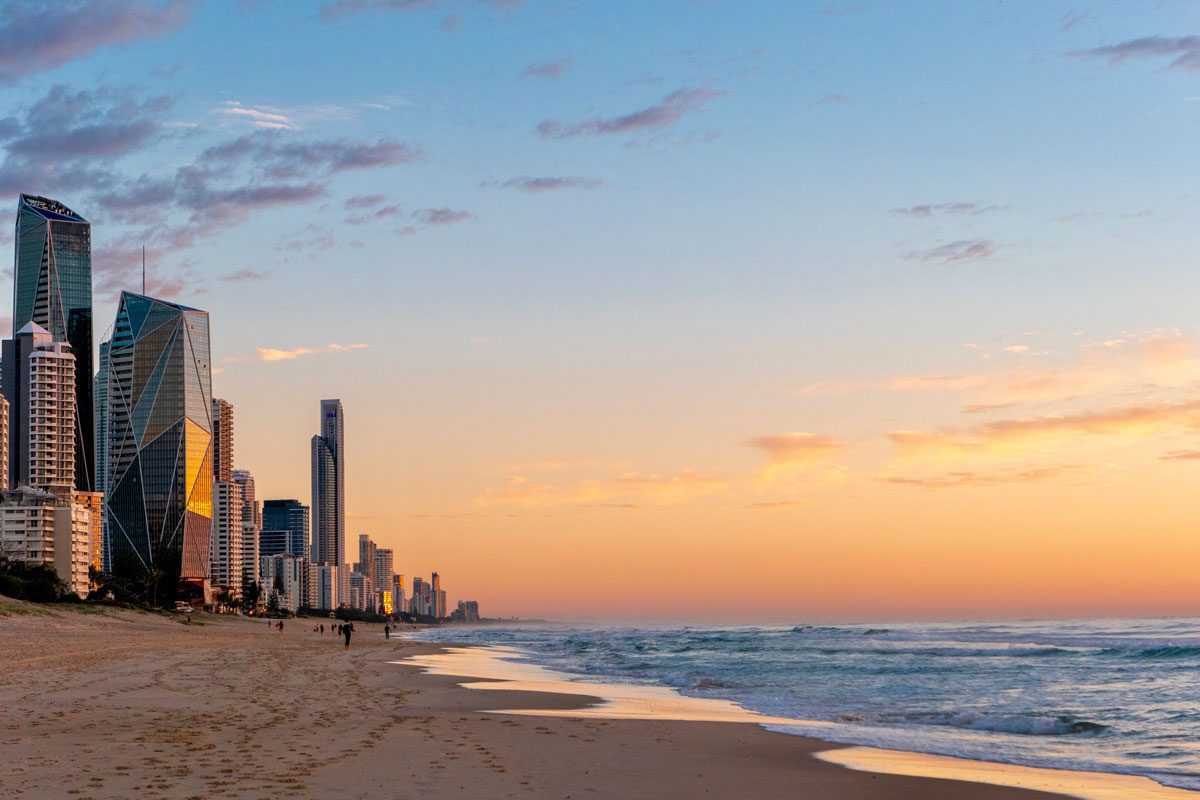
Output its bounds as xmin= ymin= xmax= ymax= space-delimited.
xmin=0 ymin=598 xmax=1163 ymax=799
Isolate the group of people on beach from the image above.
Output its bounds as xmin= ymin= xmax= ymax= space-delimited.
xmin=305 ymin=621 xmax=355 ymax=648
xmin=266 ymin=618 xmax=400 ymax=650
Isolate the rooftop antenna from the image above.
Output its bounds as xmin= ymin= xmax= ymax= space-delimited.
xmin=142 ymin=245 xmax=146 ymax=294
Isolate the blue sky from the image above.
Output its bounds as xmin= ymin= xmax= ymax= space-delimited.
xmin=2 ymin=1 xmax=1199 ymax=618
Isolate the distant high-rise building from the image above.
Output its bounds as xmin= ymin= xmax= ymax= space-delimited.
xmin=357 ymin=533 xmax=376 ymax=580
xmin=209 ymin=400 xmax=241 ymax=593
xmin=313 ymin=562 xmax=348 ymax=611
xmin=310 ymin=399 xmax=345 ymax=569
xmin=232 ymin=469 xmax=260 ymax=591
xmin=0 ymin=395 xmax=8 ymax=491
xmin=456 ymin=600 xmax=480 ymax=623
xmin=212 ymin=398 xmax=234 ymax=482
xmin=432 ymin=572 xmax=443 ymax=618
xmin=209 ymin=481 xmax=243 ymax=591
xmin=411 ymin=576 xmax=425 ymax=615
xmin=105 ymin=293 xmax=213 ymax=604
xmin=260 ymin=553 xmax=308 ymax=613
xmin=393 ymin=573 xmax=405 ymax=616
xmin=262 ymin=499 xmax=309 ymax=558
xmin=74 ymin=490 xmax=103 ymax=575
xmin=13 ymin=195 xmax=94 ymax=492
xmin=374 ymin=547 xmax=393 ymax=595
xmin=2 ymin=322 xmax=76 ymax=494
xmin=94 ymin=339 xmax=109 ymax=570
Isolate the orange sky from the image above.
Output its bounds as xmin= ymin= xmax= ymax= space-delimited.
xmin=224 ymin=328 xmax=1200 ymax=621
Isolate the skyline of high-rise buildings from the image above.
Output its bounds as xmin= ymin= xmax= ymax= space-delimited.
xmin=13 ymin=194 xmax=94 ymax=493
xmin=1 ymin=195 xmax=471 ymax=616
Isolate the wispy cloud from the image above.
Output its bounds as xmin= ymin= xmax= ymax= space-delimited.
xmin=521 ymin=57 xmax=569 ymax=79
xmin=345 ymin=194 xmax=387 ymax=209
xmin=797 ymin=331 xmax=1200 ymax=410
xmin=321 ymin=0 xmax=523 ymax=20
xmin=219 ymin=267 xmax=272 ymax=283
xmin=413 ymin=207 xmax=473 ymax=225
xmin=889 ymin=397 xmax=1200 ymax=460
xmin=254 ymin=342 xmax=370 ymax=362
xmin=536 ymin=87 xmax=725 ymax=139
xmin=743 ymin=499 xmax=807 ymax=509
xmin=1059 ymin=10 xmax=1096 ymax=33
xmin=893 ymin=202 xmax=1004 ymax=218
xmin=214 ymin=101 xmax=295 ymax=130
xmin=1160 ymin=450 xmax=1200 ymax=461
xmin=477 ymin=468 xmax=726 ymax=508
xmin=1069 ymin=35 xmax=1200 ymax=72
xmin=811 ymin=93 xmax=850 ymax=107
xmin=883 ymin=464 xmax=1096 ymax=490
xmin=0 ymin=0 xmax=193 ymax=85
xmin=481 ymin=176 xmax=604 ymax=192
xmin=748 ymin=433 xmax=844 ymax=465
xmin=904 ymin=239 xmax=999 ymax=265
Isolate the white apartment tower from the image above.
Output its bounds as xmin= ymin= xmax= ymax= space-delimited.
xmin=2 ymin=322 xmax=75 ymax=495
xmin=209 ymin=398 xmax=242 ymax=592
xmin=232 ymin=469 xmax=260 ymax=593
xmin=209 ymin=481 xmax=243 ymax=591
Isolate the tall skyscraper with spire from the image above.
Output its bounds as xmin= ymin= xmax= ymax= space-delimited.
xmin=310 ymin=399 xmax=344 ymax=567
xmin=13 ymin=194 xmax=94 ymax=492
xmin=104 ymin=292 xmax=213 ymax=604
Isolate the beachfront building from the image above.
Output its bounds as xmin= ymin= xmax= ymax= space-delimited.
xmin=392 ymin=573 xmax=405 ymax=616
xmin=13 ymin=194 xmax=95 ymax=493
xmin=94 ymin=340 xmax=110 ymax=570
xmin=211 ymin=399 xmax=233 ymax=482
xmin=104 ymin=293 xmax=213 ymax=605
xmin=0 ymin=486 xmax=91 ymax=597
xmin=210 ymin=481 xmax=243 ymax=593
xmin=232 ymin=469 xmax=260 ymax=592
xmin=432 ymin=572 xmax=443 ymax=618
xmin=313 ymin=562 xmax=348 ymax=610
xmin=311 ymin=399 xmax=344 ymax=565
xmin=0 ymin=396 xmax=8 ymax=491
xmin=260 ymin=553 xmax=308 ymax=613
xmin=74 ymin=490 xmax=103 ymax=574
xmin=2 ymin=322 xmax=77 ymax=495
xmin=375 ymin=548 xmax=394 ymax=611
xmin=261 ymin=499 xmax=309 ymax=558
xmin=348 ymin=569 xmax=371 ymax=611
xmin=453 ymin=601 xmax=480 ymax=623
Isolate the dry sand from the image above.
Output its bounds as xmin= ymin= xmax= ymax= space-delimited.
xmin=0 ymin=598 xmax=1141 ymax=799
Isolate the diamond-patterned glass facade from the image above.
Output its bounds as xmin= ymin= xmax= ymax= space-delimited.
xmin=13 ymin=195 xmax=94 ymax=492
xmin=104 ymin=292 xmax=213 ymax=602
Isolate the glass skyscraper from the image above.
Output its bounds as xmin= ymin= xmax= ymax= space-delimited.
xmin=262 ymin=498 xmax=310 ymax=558
xmin=310 ymin=399 xmax=344 ymax=567
xmin=104 ymin=292 xmax=213 ymax=603
xmin=13 ymin=194 xmax=94 ymax=491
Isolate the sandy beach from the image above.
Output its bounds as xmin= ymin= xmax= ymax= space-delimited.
xmin=0 ymin=598 xmax=1174 ymax=800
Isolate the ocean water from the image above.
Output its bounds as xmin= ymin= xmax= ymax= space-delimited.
xmin=413 ymin=619 xmax=1200 ymax=791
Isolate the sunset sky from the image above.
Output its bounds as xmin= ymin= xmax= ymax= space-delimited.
xmin=2 ymin=1 xmax=1199 ymax=620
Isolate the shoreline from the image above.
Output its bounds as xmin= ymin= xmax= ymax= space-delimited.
xmin=397 ymin=636 xmax=1200 ymax=800
xmin=0 ymin=599 xmax=1186 ymax=799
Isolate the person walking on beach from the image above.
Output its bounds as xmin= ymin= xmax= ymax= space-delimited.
xmin=320 ymin=624 xmax=324 ymax=634
xmin=384 ymin=624 xmax=391 ymax=640
xmin=343 ymin=623 xmax=353 ymax=649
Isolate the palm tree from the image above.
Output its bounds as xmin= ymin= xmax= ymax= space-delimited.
xmin=144 ymin=567 xmax=165 ymax=607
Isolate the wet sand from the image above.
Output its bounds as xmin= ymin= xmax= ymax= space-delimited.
xmin=0 ymin=598 xmax=1176 ymax=799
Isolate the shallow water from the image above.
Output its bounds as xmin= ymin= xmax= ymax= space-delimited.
xmin=413 ymin=618 xmax=1200 ymax=791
